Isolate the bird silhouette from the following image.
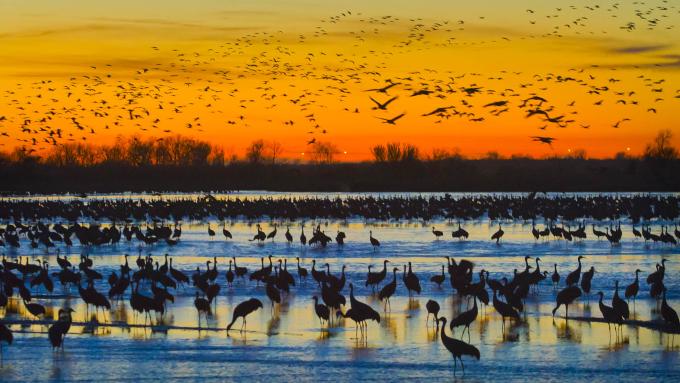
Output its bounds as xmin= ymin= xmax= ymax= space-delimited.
xmin=369 ymin=230 xmax=380 ymax=250
xmin=438 ymin=317 xmax=480 ymax=376
xmin=378 ymin=267 xmax=399 ymax=310
xmin=597 ymin=291 xmax=623 ymax=337
xmin=48 ymin=308 xmax=74 ymax=350
xmin=491 ymin=224 xmax=504 ymax=244
xmin=227 ymin=298 xmax=263 ymax=333
xmin=426 ymin=299 xmax=440 ymax=329
xmin=312 ymin=296 xmax=330 ymax=327
xmin=552 ymin=286 xmax=581 ymax=319
xmin=450 ymin=296 xmax=478 ymax=341
xmin=565 ymin=256 xmax=584 ymax=286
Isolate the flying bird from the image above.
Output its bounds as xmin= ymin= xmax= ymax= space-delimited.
xmin=531 ymin=136 xmax=556 ymax=146
xmin=376 ymin=113 xmax=406 ymax=125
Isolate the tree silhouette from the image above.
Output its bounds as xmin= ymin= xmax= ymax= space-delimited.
xmin=645 ymin=129 xmax=678 ymax=160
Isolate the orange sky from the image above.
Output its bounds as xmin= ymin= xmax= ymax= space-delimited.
xmin=0 ymin=1 xmax=678 ymax=160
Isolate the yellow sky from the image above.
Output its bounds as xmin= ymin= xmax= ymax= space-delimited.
xmin=0 ymin=0 xmax=678 ymax=160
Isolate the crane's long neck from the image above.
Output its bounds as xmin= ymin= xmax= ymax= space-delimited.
xmin=439 ymin=319 xmax=448 ymax=341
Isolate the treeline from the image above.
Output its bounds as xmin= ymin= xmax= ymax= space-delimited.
xmin=0 ymin=131 xmax=678 ymax=193
xmin=0 ymin=135 xmax=228 ymax=167
xmin=1 ymin=157 xmax=679 ymax=193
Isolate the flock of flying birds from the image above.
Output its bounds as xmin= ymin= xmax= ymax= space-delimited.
xmin=0 ymin=2 xmax=678 ymax=156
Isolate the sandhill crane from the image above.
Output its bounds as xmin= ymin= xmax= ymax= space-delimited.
xmin=403 ymin=263 xmax=421 ymax=296
xmin=450 ymin=296 xmax=478 ymax=341
xmin=369 ymin=230 xmax=380 ymax=250
xmin=335 ymin=230 xmax=346 ymax=245
xmin=226 ymin=260 xmax=235 ymax=287
xmin=552 ymin=286 xmax=582 ymax=319
xmin=312 ymin=296 xmax=330 ymax=327
xmin=632 ymin=226 xmax=642 ymax=239
xmin=194 ymin=291 xmax=211 ymax=327
xmin=430 ymin=265 xmax=446 ymax=287
xmin=222 ymin=224 xmax=232 ymax=240
xmin=531 ymin=221 xmax=540 ymax=240
xmin=226 ymin=298 xmax=263 ymax=333
xmin=492 ymin=288 xmax=519 ymax=331
xmin=24 ymin=301 xmax=46 ymax=319
xmin=426 ymin=299 xmax=440 ymax=329
xmin=551 ymin=264 xmax=560 ymax=288
xmin=647 ymin=259 xmax=667 ymax=286
xmin=366 ymin=260 xmax=389 ymax=291
xmin=336 ymin=308 xmax=364 ymax=337
xmin=592 ymin=225 xmax=606 ymax=239
xmin=285 ymin=227 xmax=293 ymax=244
xmin=300 ymin=226 xmax=307 ymax=246
xmin=625 ymin=269 xmax=641 ymax=304
xmin=661 ymin=288 xmax=679 ymax=344
xmin=48 ymin=308 xmax=74 ymax=350
xmin=432 ymin=227 xmax=443 ymax=239
xmin=348 ymin=283 xmax=381 ymax=327
xmin=378 ymin=267 xmax=399 ymax=310
xmin=250 ymin=224 xmax=266 ymax=242
xmin=232 ymin=257 xmax=248 ymax=279
xmin=565 ymin=256 xmax=584 ymax=286
xmin=207 ymin=225 xmax=215 ymax=239
xmin=597 ymin=291 xmax=622 ymax=337
xmin=451 ymin=223 xmax=469 ymax=240
xmin=438 ymin=317 xmax=480 ymax=376
xmin=612 ymin=280 xmax=629 ymax=321
xmin=580 ymin=267 xmax=595 ymax=299
xmin=265 ymin=275 xmax=281 ymax=309
xmin=311 ymin=260 xmax=326 ymax=286
xmin=267 ymin=224 xmax=277 ymax=241
xmin=296 ymin=257 xmax=308 ymax=283
xmin=491 ymin=224 xmax=504 ymax=244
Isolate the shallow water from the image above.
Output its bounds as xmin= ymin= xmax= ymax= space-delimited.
xmin=1 ymin=193 xmax=680 ymax=382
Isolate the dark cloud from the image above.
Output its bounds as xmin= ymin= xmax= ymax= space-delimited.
xmin=592 ymin=54 xmax=680 ymax=70
xmin=610 ymin=44 xmax=670 ymax=54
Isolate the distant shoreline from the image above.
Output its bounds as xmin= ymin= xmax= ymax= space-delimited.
xmin=2 ymin=158 xmax=679 ymax=194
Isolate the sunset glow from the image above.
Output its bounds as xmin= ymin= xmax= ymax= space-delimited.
xmin=0 ymin=0 xmax=678 ymax=160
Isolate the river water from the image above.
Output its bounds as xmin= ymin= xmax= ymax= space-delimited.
xmin=0 ymin=192 xmax=679 ymax=382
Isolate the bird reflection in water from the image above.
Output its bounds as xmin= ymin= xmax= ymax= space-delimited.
xmin=553 ymin=319 xmax=582 ymax=343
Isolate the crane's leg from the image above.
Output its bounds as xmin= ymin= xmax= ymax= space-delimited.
xmin=460 ymin=357 xmax=465 ymax=375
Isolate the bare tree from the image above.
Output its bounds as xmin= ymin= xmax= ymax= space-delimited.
xmin=310 ymin=141 xmax=338 ymax=164
xmin=644 ymin=129 xmax=678 ymax=160
xmin=246 ymin=139 xmax=266 ymax=164
xmin=373 ymin=142 xmax=421 ymax=162
xmin=372 ymin=144 xmax=387 ymax=162
xmin=266 ymin=141 xmax=283 ymax=164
